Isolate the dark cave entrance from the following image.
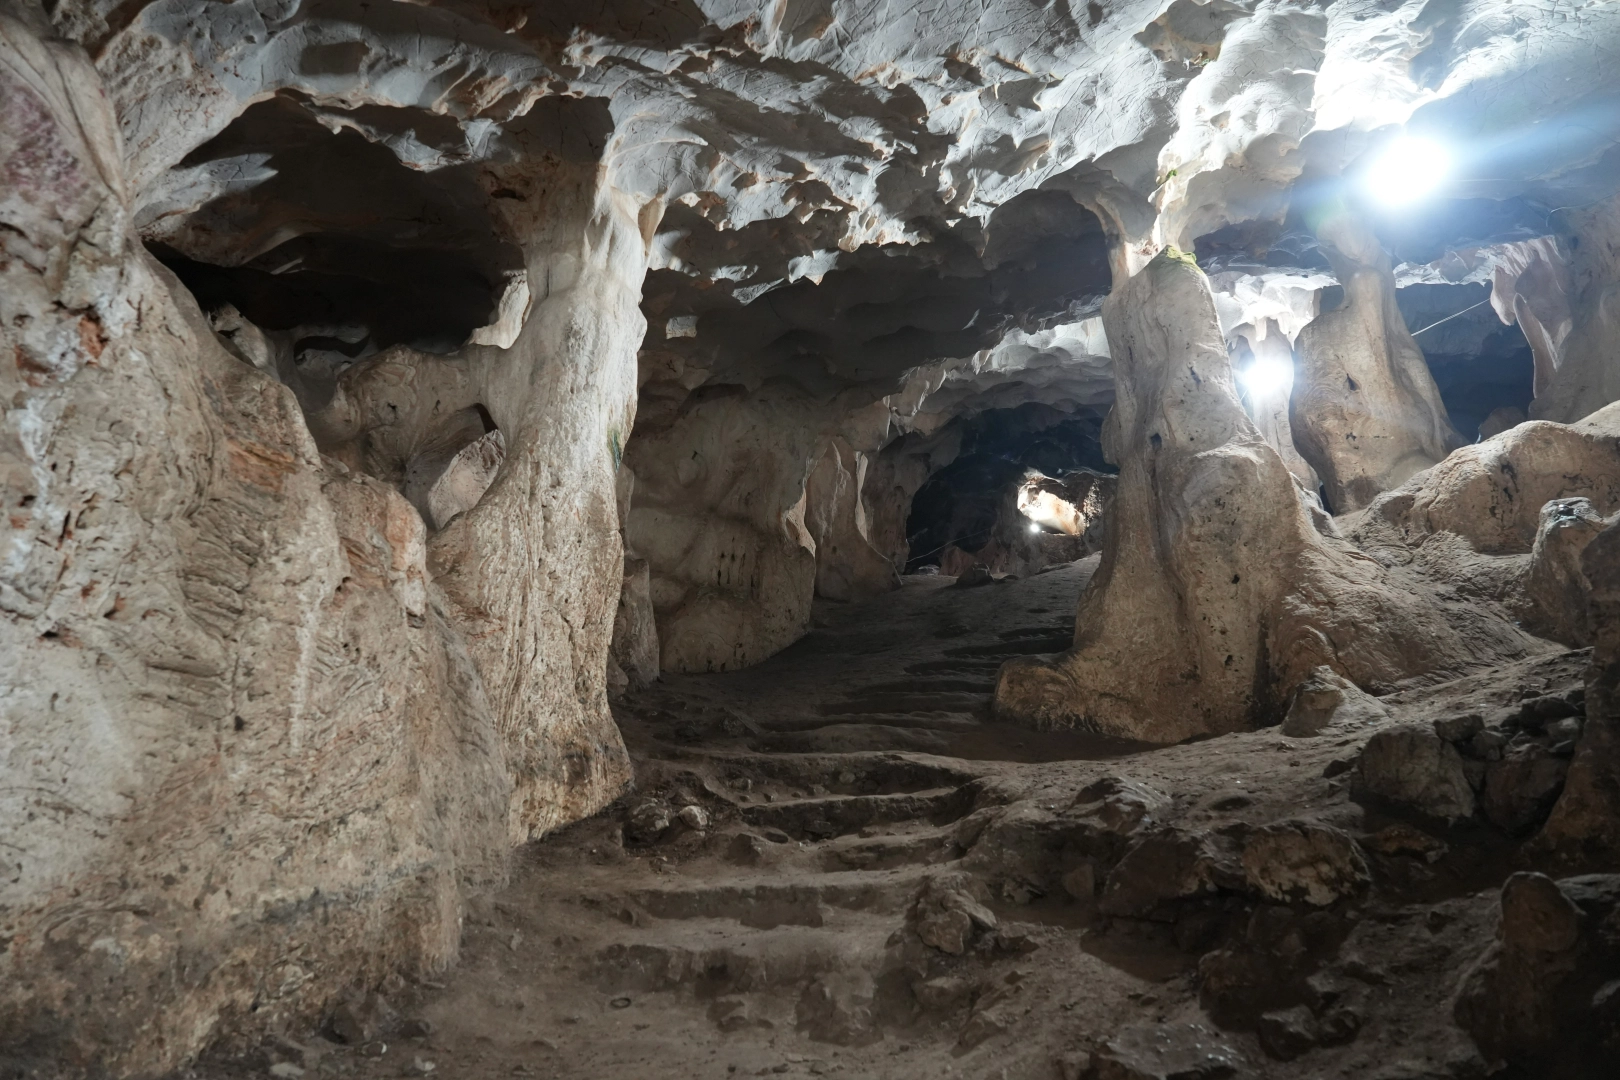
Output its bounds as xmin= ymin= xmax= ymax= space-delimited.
xmin=1397 ymin=282 xmax=1536 ymax=440
xmin=903 ymin=404 xmax=1113 ymax=574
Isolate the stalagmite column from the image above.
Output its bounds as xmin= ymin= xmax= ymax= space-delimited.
xmin=1529 ymin=193 xmax=1620 ymax=423
xmin=1291 ymin=208 xmax=1459 ymax=512
xmin=994 ymin=249 xmax=1535 ymax=743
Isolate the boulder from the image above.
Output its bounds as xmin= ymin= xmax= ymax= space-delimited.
xmin=1481 ymin=745 xmax=1569 ymax=835
xmin=1540 ymin=517 xmax=1620 ymax=861
xmin=1099 ymin=827 xmax=1244 ymax=919
xmin=1456 ymin=873 xmax=1620 ymax=1075
xmin=910 ymin=876 xmax=998 ymax=955
xmin=1351 ymin=725 xmax=1477 ymax=823
xmin=1239 ymin=822 xmax=1369 ymax=907
xmin=1095 ymin=1022 xmax=1242 ymax=1080
xmin=1282 ymin=667 xmax=1390 ymax=737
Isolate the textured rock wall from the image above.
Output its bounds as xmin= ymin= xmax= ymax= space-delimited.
xmin=309 ymin=164 xmax=644 ymax=837
xmin=1531 ymin=194 xmax=1620 ymax=424
xmin=625 ymin=387 xmax=824 ymax=673
xmin=0 ymin=10 xmax=642 ymax=1073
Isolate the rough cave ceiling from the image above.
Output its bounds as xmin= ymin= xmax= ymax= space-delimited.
xmin=61 ymin=0 xmax=1620 ymax=431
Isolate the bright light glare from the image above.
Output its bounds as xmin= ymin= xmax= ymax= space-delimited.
xmin=1029 ymin=523 xmax=1042 ymax=534
xmin=1238 ymin=355 xmax=1294 ymax=399
xmin=1362 ymin=136 xmax=1451 ymax=207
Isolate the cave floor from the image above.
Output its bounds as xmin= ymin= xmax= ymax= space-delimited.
xmin=192 ymin=559 xmax=1586 ymax=1080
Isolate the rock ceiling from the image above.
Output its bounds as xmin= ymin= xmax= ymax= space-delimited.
xmin=59 ymin=0 xmax=1620 ymax=418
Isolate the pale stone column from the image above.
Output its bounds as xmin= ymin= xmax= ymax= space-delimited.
xmin=1291 ymin=209 xmax=1460 ymax=512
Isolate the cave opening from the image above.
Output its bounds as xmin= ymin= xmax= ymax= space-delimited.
xmin=901 ymin=403 xmax=1113 ymax=574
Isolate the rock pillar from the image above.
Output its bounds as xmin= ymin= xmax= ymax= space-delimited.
xmin=1291 ymin=209 xmax=1459 ymax=512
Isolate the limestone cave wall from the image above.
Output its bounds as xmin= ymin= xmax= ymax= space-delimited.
xmin=6 ymin=0 xmax=1620 ymax=1074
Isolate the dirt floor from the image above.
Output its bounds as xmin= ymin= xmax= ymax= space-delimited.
xmin=183 ymin=558 xmax=1590 ymax=1080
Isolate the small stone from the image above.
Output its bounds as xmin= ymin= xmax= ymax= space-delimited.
xmin=404 ymin=1058 xmax=435 ymax=1077
xmin=912 ymin=975 xmax=974 ymax=1013
xmin=1056 ymin=1051 xmax=1094 ymax=1080
xmin=1470 ymin=729 xmax=1508 ymax=762
xmin=328 ymin=990 xmax=393 ymax=1045
xmin=1061 ymin=861 xmax=1098 ymax=900
xmin=677 ymin=804 xmax=710 ymax=830
xmin=727 ymin=832 xmax=767 ymax=865
xmin=269 ymin=1065 xmax=305 ymax=1080
xmin=625 ymin=800 xmax=672 ymax=843
xmin=954 ymin=564 xmax=994 ymax=587
xmin=1433 ymin=713 xmax=1484 ymax=743
xmin=358 ymin=1042 xmax=388 ymax=1059
xmin=399 ymin=1018 xmax=433 ymax=1039
xmin=1546 ymin=717 xmax=1583 ymax=743
xmin=1322 ymin=758 xmax=1353 ymax=779
xmin=610 ymin=996 xmax=633 ymax=1009
xmin=1317 ymin=1006 xmax=1363 ymax=1046
xmin=1256 ymin=1005 xmax=1318 ymax=1061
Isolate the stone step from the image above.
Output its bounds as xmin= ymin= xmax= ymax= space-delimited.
xmin=661 ymin=748 xmax=980 ymax=794
xmin=753 ymin=725 xmax=954 ymax=755
xmin=782 ymin=711 xmax=980 ymax=732
xmin=816 ymin=829 xmax=962 ymax=873
xmin=943 ymin=638 xmax=1071 ymax=658
xmin=998 ymin=626 xmax=1075 ymax=641
xmin=619 ymin=868 xmax=925 ymax=928
xmin=738 ymin=786 xmax=975 ymax=840
xmin=590 ymin=917 xmax=896 ymax=996
xmin=820 ymin=691 xmax=989 ymax=715
xmin=902 ymin=658 xmax=1004 ymax=676
xmin=848 ymin=678 xmax=997 ymax=695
